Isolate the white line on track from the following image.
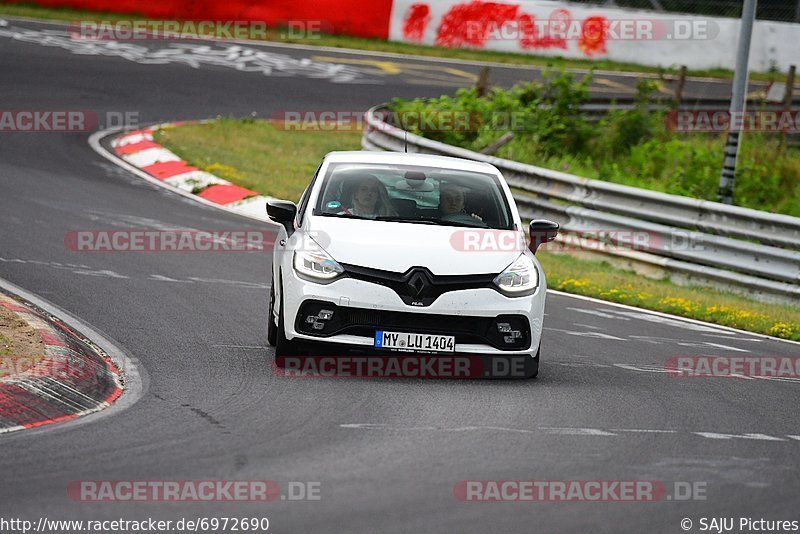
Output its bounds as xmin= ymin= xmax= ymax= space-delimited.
xmin=340 ymin=423 xmax=800 ymax=444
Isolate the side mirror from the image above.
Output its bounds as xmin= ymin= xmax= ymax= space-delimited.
xmin=267 ymin=200 xmax=298 ymax=235
xmin=528 ymin=219 xmax=559 ymax=254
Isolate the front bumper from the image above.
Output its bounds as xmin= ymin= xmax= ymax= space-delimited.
xmin=281 ymin=269 xmax=545 ymax=355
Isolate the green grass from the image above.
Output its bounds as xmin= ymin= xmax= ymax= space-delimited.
xmin=0 ymin=2 xmax=141 ymax=22
xmin=154 ymin=117 xmax=800 ymax=341
xmin=153 ymin=118 xmax=362 ymax=202
xmin=538 ymin=252 xmax=800 ymax=341
xmin=503 ymin=132 xmax=800 ymax=217
xmin=0 ymin=2 xmax=786 ymax=81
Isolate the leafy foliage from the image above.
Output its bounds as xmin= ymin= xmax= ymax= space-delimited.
xmin=390 ymin=71 xmax=800 ymax=216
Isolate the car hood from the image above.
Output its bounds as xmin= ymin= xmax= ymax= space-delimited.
xmin=306 ymin=217 xmax=524 ymax=275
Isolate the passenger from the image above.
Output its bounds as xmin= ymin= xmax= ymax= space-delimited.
xmin=439 ymin=183 xmax=482 ymax=221
xmin=340 ymin=175 xmax=397 ymax=218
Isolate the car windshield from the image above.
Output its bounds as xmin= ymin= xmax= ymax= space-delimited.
xmin=312 ymin=162 xmax=513 ymax=229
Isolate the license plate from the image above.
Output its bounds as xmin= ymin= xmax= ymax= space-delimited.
xmin=374 ymin=330 xmax=455 ymax=353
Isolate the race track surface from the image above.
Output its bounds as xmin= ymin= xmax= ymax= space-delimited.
xmin=1 ymin=18 xmax=798 ymax=533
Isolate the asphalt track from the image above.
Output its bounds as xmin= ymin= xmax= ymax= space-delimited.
xmin=1 ymin=17 xmax=799 ymax=534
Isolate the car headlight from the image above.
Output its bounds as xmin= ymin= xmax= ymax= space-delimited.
xmin=493 ymin=254 xmax=538 ymax=295
xmin=293 ymin=238 xmax=344 ymax=281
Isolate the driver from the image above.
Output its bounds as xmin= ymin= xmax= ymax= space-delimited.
xmin=439 ymin=183 xmax=482 ymax=221
xmin=338 ymin=175 xmax=397 ymax=219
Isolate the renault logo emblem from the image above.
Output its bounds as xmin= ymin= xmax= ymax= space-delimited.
xmin=406 ymin=270 xmax=429 ymax=297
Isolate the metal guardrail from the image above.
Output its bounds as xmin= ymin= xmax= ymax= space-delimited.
xmin=362 ymin=105 xmax=800 ymax=302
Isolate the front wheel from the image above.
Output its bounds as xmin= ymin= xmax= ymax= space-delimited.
xmin=273 ymin=292 xmax=298 ymax=367
xmin=526 ymin=344 xmax=540 ymax=379
xmin=267 ymin=283 xmax=277 ymax=347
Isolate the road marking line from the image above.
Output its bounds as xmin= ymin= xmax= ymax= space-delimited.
xmin=341 ymin=424 xmax=797 ymax=443
xmin=568 ymin=307 xmax=629 ymax=320
xmin=694 ymin=432 xmax=787 ymax=441
xmin=701 ymin=333 xmax=763 ymax=342
xmin=610 ymin=429 xmax=677 ymax=433
xmin=149 ymin=274 xmax=194 ymax=283
xmin=614 ymin=363 xmax=673 ymax=373
xmin=701 ymin=342 xmax=750 ymax=353
xmin=545 ymin=327 xmax=626 ymax=340
xmin=213 ymin=344 xmax=267 ymax=350
xmin=539 ymin=427 xmax=617 ymax=436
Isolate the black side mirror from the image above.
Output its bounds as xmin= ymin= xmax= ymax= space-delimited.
xmin=267 ymin=200 xmax=298 ymax=235
xmin=528 ymin=219 xmax=559 ymax=253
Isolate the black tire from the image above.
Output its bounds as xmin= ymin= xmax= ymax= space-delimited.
xmin=484 ymin=347 xmax=539 ymax=379
xmin=274 ymin=288 xmax=297 ymax=367
xmin=267 ymin=282 xmax=277 ymax=347
xmin=518 ymin=343 xmax=540 ymax=379
xmin=526 ymin=345 xmax=540 ymax=379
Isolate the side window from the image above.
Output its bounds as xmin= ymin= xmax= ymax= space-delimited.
xmin=296 ymin=163 xmax=322 ymax=224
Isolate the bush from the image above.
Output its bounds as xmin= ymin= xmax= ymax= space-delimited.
xmin=390 ymin=71 xmax=800 ymax=217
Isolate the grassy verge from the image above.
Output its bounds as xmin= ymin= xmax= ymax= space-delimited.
xmin=154 ymin=118 xmax=362 ymax=202
xmin=0 ymin=2 xmax=784 ymax=81
xmin=0 ymin=301 xmax=46 ymax=378
xmin=538 ymin=252 xmax=800 ymax=340
xmin=154 ymin=117 xmax=800 ymax=341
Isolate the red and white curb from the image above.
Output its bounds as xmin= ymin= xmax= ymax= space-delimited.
xmin=110 ymin=125 xmax=273 ymax=221
xmin=0 ymin=292 xmax=124 ymax=434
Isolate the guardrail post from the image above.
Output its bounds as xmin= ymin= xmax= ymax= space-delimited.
xmin=673 ymin=65 xmax=687 ymax=106
xmin=476 ymin=66 xmax=491 ymax=97
xmin=784 ymin=65 xmax=797 ymax=108
xmin=780 ymin=65 xmax=796 ymax=151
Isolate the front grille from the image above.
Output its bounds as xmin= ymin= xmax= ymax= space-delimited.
xmin=341 ymin=263 xmax=497 ymax=307
xmin=295 ymin=300 xmax=530 ymax=351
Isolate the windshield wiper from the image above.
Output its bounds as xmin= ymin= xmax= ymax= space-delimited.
xmin=374 ymin=216 xmax=494 ymax=228
xmin=373 ymin=216 xmax=438 ymax=225
xmin=431 ymin=218 xmax=489 ymax=228
xmin=316 ymin=212 xmax=373 ymax=220
xmin=317 ymin=213 xmax=494 ymax=228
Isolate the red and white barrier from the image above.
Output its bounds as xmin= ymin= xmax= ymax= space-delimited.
xmin=11 ymin=0 xmax=393 ymax=38
xmin=13 ymin=0 xmax=799 ymax=71
xmin=388 ymin=0 xmax=799 ymax=71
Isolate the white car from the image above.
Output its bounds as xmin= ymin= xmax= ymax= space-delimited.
xmin=266 ymin=151 xmax=558 ymax=378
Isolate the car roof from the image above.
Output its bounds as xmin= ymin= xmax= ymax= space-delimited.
xmin=323 ymin=151 xmax=499 ymax=174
